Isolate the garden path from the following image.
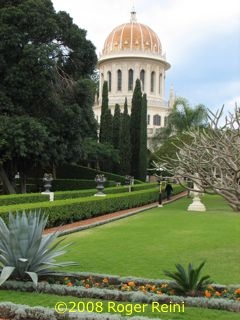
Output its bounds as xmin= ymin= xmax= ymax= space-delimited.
xmin=44 ymin=191 xmax=187 ymax=236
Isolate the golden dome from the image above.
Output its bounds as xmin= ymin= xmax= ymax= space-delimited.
xmin=102 ymin=11 xmax=162 ymax=56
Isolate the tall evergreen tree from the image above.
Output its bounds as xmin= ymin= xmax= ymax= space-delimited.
xmin=130 ymin=79 xmax=142 ymax=179
xmin=98 ymin=81 xmax=113 ymax=171
xmin=99 ymin=81 xmax=112 ymax=144
xmin=119 ymin=98 xmax=131 ymax=175
xmin=112 ymin=104 xmax=121 ymax=149
xmin=138 ymin=93 xmax=148 ymax=180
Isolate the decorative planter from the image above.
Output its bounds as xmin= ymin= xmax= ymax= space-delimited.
xmin=94 ymin=175 xmax=106 ymax=196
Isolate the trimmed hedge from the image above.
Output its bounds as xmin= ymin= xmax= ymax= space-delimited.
xmin=0 ymin=183 xmax=158 ymax=206
xmin=56 ymin=164 xmax=143 ymax=184
xmin=0 ymin=193 xmax=49 ymax=206
xmin=27 ymin=178 xmax=117 ymax=192
xmin=0 ymin=185 xmax=184 ymax=228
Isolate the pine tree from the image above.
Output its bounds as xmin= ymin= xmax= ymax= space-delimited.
xmin=119 ymin=98 xmax=131 ymax=175
xmin=130 ymin=79 xmax=142 ymax=179
xmin=138 ymin=93 xmax=148 ymax=180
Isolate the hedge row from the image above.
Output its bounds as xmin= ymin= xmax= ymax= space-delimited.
xmin=0 ymin=183 xmax=158 ymax=206
xmin=26 ymin=178 xmax=117 ymax=193
xmin=56 ymin=164 xmax=143 ymax=184
xmin=0 ymin=185 xmax=184 ymax=228
xmin=0 ymin=188 xmax=159 ymax=228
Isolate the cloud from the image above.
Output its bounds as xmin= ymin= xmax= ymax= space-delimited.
xmin=51 ymin=0 xmax=240 ymax=111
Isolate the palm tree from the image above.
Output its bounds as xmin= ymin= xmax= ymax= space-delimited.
xmin=157 ymin=97 xmax=208 ymax=141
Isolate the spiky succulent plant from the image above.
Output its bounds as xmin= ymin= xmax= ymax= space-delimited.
xmin=164 ymin=261 xmax=212 ymax=296
xmin=0 ymin=210 xmax=75 ymax=286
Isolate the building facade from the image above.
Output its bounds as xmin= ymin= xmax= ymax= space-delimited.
xmin=93 ymin=9 xmax=174 ymax=146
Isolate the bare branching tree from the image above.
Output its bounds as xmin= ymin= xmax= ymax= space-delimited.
xmin=158 ymin=106 xmax=240 ymax=212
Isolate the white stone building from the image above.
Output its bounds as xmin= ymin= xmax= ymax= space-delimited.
xmin=93 ymin=9 xmax=174 ymax=146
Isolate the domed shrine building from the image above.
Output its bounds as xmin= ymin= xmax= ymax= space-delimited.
xmin=93 ymin=9 xmax=174 ymax=145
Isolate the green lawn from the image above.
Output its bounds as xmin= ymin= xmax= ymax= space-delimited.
xmin=57 ymin=194 xmax=240 ymax=285
xmin=1 ymin=194 xmax=239 ymax=319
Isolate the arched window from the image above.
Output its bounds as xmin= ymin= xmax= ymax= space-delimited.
xmin=153 ymin=114 xmax=161 ymax=126
xmin=159 ymin=73 xmax=162 ymax=95
xmin=151 ymin=71 xmax=155 ymax=92
xmin=117 ymin=70 xmax=122 ymax=91
xmin=107 ymin=71 xmax=112 ymax=92
xmin=128 ymin=69 xmax=134 ymax=91
xmin=140 ymin=69 xmax=145 ymax=91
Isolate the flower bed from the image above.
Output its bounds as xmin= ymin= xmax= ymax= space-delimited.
xmin=2 ymin=276 xmax=240 ymax=313
xmin=49 ymin=274 xmax=240 ymax=302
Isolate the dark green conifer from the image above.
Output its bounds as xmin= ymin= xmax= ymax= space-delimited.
xmin=119 ymin=98 xmax=131 ymax=175
xmin=130 ymin=79 xmax=142 ymax=179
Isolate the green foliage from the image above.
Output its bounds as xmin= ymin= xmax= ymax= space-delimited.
xmin=0 ymin=210 xmax=75 ymax=286
xmin=152 ymin=132 xmax=194 ymax=162
xmin=138 ymin=93 xmax=148 ymax=180
xmin=112 ymin=104 xmax=121 ymax=149
xmin=154 ymin=97 xmax=208 ymax=144
xmin=130 ymin=79 xmax=143 ymax=179
xmin=0 ymin=0 xmax=98 ymax=192
xmin=164 ymin=261 xmax=212 ymax=296
xmin=119 ymin=98 xmax=131 ymax=175
xmin=0 ymin=185 xmax=184 ymax=228
xmin=99 ymin=81 xmax=111 ymax=144
xmin=56 ymin=164 xmax=142 ymax=184
xmin=0 ymin=182 xmax=158 ymax=205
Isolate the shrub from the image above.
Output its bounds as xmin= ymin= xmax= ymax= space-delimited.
xmin=0 ymin=185 xmax=185 ymax=228
xmin=164 ymin=261 xmax=212 ymax=297
xmin=0 ymin=210 xmax=75 ymax=286
xmin=0 ymin=182 xmax=158 ymax=206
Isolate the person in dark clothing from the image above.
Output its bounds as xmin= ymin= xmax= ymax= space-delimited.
xmin=165 ymin=182 xmax=173 ymax=200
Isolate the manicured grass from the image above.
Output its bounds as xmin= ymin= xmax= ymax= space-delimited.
xmin=57 ymin=195 xmax=240 ymax=284
xmin=0 ymin=290 xmax=240 ymax=320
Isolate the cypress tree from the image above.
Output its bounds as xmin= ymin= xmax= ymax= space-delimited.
xmin=130 ymin=79 xmax=142 ymax=179
xmin=119 ymin=98 xmax=131 ymax=175
xmin=112 ymin=104 xmax=121 ymax=149
xmin=99 ymin=81 xmax=111 ymax=144
xmin=138 ymin=93 xmax=148 ymax=180
xmin=98 ymin=81 xmax=113 ymax=171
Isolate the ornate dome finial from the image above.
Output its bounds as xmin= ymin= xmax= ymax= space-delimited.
xmin=130 ymin=5 xmax=137 ymax=22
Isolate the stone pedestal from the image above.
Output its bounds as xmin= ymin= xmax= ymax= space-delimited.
xmin=41 ymin=191 xmax=54 ymax=201
xmin=188 ymin=192 xmax=206 ymax=212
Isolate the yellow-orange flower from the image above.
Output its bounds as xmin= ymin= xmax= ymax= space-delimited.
xmin=205 ymin=290 xmax=212 ymax=298
xmin=67 ymin=282 xmax=73 ymax=287
xmin=215 ymin=291 xmax=221 ymax=297
xmin=128 ymin=281 xmax=135 ymax=287
xmin=102 ymin=278 xmax=109 ymax=283
xmin=234 ymin=288 xmax=240 ymax=295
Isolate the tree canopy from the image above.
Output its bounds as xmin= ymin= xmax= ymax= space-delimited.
xmin=153 ymin=97 xmax=208 ymax=145
xmin=0 ymin=0 xmax=98 ymax=193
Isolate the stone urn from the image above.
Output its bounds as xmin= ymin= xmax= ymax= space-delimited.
xmin=94 ymin=174 xmax=107 ymax=196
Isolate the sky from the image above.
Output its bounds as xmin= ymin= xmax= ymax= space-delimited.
xmin=51 ymin=0 xmax=240 ymax=114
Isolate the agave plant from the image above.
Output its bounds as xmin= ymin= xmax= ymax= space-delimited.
xmin=0 ymin=210 xmax=76 ymax=286
xmin=164 ymin=261 xmax=212 ymax=296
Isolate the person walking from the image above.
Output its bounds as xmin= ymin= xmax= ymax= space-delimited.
xmin=165 ymin=181 xmax=173 ymax=200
